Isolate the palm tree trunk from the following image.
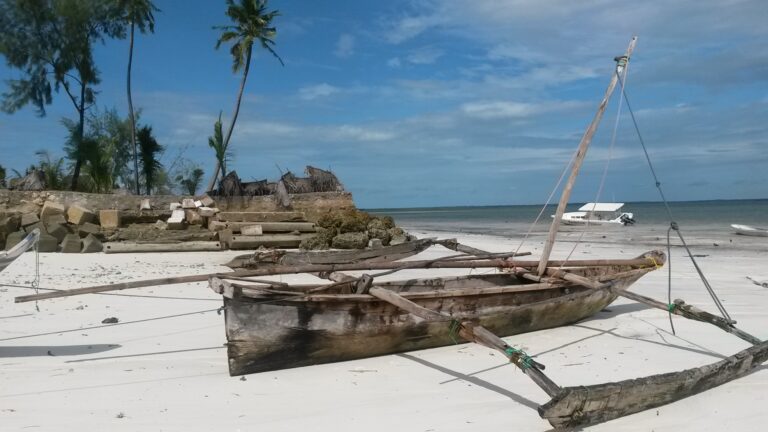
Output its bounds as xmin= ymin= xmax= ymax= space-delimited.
xmin=205 ymin=45 xmax=252 ymax=192
xmin=128 ymin=21 xmax=140 ymax=195
xmin=70 ymin=82 xmax=86 ymax=191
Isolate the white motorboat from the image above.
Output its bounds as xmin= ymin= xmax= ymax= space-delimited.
xmin=557 ymin=202 xmax=635 ymax=226
xmin=731 ymin=224 xmax=768 ymax=237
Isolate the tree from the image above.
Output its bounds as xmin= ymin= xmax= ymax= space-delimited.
xmin=117 ymin=0 xmax=158 ymax=195
xmin=34 ymin=150 xmax=67 ymax=190
xmin=206 ymin=0 xmax=283 ymax=192
xmin=62 ymin=117 xmax=112 ymax=193
xmin=136 ymin=125 xmax=163 ymax=195
xmin=87 ymin=106 xmax=133 ymax=187
xmin=207 ymin=112 xmax=230 ymax=177
xmin=0 ymin=0 xmax=124 ymax=190
xmin=176 ymin=167 xmax=205 ymax=195
xmin=0 ymin=164 xmax=6 ymax=188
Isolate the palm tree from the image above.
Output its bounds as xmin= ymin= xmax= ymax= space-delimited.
xmin=208 ymin=112 xmax=230 ymax=177
xmin=176 ymin=168 xmax=205 ymax=195
xmin=206 ymin=0 xmax=283 ymax=192
xmin=118 ymin=0 xmax=159 ymax=195
xmin=137 ymin=125 xmax=164 ymax=195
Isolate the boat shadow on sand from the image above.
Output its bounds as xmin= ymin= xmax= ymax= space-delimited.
xmin=0 ymin=344 xmax=121 ymax=358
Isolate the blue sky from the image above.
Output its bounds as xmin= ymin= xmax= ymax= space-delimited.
xmin=1 ymin=0 xmax=766 ymax=208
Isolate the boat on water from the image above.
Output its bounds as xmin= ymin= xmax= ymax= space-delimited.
xmin=558 ymin=202 xmax=635 ymax=225
xmin=731 ymin=224 xmax=768 ymax=237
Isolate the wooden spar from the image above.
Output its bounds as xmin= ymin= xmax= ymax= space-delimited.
xmin=540 ymin=339 xmax=768 ymax=428
xmin=537 ymin=36 xmax=638 ymax=277
xmin=103 ymin=241 xmax=222 ymax=253
xmin=15 ymin=256 xmax=657 ymax=303
xmin=617 ymin=289 xmax=762 ymax=345
xmin=541 ymin=267 xmax=762 ymax=345
xmin=367 ymin=287 xmax=561 ymax=397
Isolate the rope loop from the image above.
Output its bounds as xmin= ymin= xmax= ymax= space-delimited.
xmin=667 ymin=303 xmax=677 ymax=312
xmin=505 ymin=346 xmax=534 ymax=370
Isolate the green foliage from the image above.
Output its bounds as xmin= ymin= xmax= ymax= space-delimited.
xmin=87 ymin=106 xmax=133 ymax=186
xmin=215 ymin=0 xmax=283 ymax=72
xmin=175 ymin=166 xmax=205 ymax=195
xmin=207 ymin=112 xmax=230 ymax=175
xmin=137 ymin=125 xmax=163 ymax=195
xmin=34 ymin=150 xmax=67 ymax=190
xmin=0 ymin=164 xmax=6 ymax=188
xmin=116 ymin=0 xmax=159 ymax=33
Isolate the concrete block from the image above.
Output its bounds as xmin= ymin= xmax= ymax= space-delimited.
xmin=21 ymin=212 xmax=40 ymax=227
xmin=217 ymin=228 xmax=233 ymax=248
xmin=1 ymin=215 xmax=21 ymax=235
xmin=61 ymin=234 xmax=82 ymax=253
xmin=41 ymin=201 xmax=66 ymax=219
xmin=24 ymin=222 xmax=42 ymax=234
xmin=45 ymin=213 xmax=68 ymax=226
xmin=46 ymin=223 xmax=69 ymax=242
xmin=4 ymin=231 xmax=25 ymax=250
xmin=99 ymin=209 xmax=121 ymax=229
xmin=181 ymin=198 xmax=196 ymax=209
xmin=170 ymin=202 xmax=182 ymax=211
xmin=208 ymin=220 xmax=227 ymax=232
xmin=200 ymin=195 xmax=215 ymax=207
xmin=81 ymin=234 xmax=103 ymax=253
xmin=194 ymin=200 xmax=203 ymax=208
xmin=78 ymin=222 xmax=101 ymax=238
xmin=67 ymin=205 xmax=96 ymax=225
xmin=167 ymin=209 xmax=186 ymax=230
xmin=185 ymin=209 xmax=203 ymax=225
xmin=139 ymin=198 xmax=152 ymax=210
xmin=155 ymin=220 xmax=168 ymax=230
xmin=38 ymin=233 xmax=59 ymax=252
xmin=241 ymin=225 xmax=264 ymax=236
xmin=198 ymin=207 xmax=216 ymax=218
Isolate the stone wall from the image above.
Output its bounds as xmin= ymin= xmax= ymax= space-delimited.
xmin=0 ymin=190 xmax=356 ymax=222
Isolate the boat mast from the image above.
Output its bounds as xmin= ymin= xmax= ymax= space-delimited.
xmin=537 ymin=37 xmax=637 ymax=276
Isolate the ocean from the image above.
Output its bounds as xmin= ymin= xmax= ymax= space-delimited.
xmin=367 ymin=200 xmax=768 ymax=246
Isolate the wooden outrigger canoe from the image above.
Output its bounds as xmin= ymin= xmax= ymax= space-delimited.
xmin=211 ymin=250 xmax=666 ymax=376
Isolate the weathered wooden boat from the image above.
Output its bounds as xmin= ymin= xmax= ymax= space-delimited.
xmin=211 ymin=250 xmax=665 ymax=375
xmin=224 ymin=237 xmax=441 ymax=268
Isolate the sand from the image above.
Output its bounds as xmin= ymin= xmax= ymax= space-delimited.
xmin=1 ymin=230 xmax=766 ymax=431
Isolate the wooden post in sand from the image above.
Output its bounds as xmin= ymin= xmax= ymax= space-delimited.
xmin=537 ymin=37 xmax=638 ymax=276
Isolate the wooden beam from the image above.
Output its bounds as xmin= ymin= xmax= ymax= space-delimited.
xmin=538 ymin=37 xmax=638 ymax=276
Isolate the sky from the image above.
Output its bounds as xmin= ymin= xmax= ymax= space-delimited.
xmin=1 ymin=0 xmax=766 ymax=208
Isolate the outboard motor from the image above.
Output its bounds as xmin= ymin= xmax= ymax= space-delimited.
xmin=619 ymin=213 xmax=636 ymax=226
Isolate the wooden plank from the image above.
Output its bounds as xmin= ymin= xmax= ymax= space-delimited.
xmin=538 ymin=37 xmax=638 ymax=276
xmin=217 ymin=211 xmax=306 ymax=222
xmin=539 ymin=340 xmax=768 ymax=428
xmin=103 ymin=241 xmax=223 ymax=253
xmin=229 ymin=233 xmax=316 ymax=249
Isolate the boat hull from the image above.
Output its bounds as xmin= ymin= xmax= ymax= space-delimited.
xmin=731 ymin=224 xmax=768 ymax=237
xmin=221 ymin=261 xmax=656 ymax=376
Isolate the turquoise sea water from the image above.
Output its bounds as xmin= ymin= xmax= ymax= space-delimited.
xmin=367 ymin=199 xmax=768 ymax=238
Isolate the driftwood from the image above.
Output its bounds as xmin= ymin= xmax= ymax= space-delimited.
xmin=228 ymin=233 xmax=316 ymax=249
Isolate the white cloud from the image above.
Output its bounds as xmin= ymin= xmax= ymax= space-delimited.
xmin=384 ymin=14 xmax=446 ymax=44
xmin=298 ymin=83 xmax=340 ymax=100
xmin=334 ymin=34 xmax=355 ymax=58
xmin=387 ymin=57 xmax=402 ymax=68
xmin=462 ymin=101 xmax=538 ymax=119
xmin=406 ymin=47 xmax=444 ymax=64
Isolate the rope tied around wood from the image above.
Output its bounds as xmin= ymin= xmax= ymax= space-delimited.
xmin=667 ymin=303 xmax=677 ymax=313
xmin=505 ymin=346 xmax=535 ymax=370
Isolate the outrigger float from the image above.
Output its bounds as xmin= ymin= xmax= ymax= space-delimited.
xmin=15 ymin=37 xmax=766 ymax=429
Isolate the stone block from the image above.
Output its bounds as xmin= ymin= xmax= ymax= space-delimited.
xmin=217 ymin=228 xmax=233 ymax=248
xmin=181 ymin=198 xmax=196 ymax=209
xmin=185 ymin=209 xmax=203 ymax=225
xmin=155 ymin=220 xmax=168 ymax=230
xmin=167 ymin=209 xmax=186 ymax=230
xmin=208 ymin=220 xmax=227 ymax=232
xmin=198 ymin=207 xmax=217 ymax=218
xmin=78 ymin=222 xmax=101 ymax=238
xmin=20 ymin=212 xmax=40 ymax=227
xmin=99 ymin=209 xmax=121 ymax=229
xmin=61 ymin=234 xmax=82 ymax=253
xmin=170 ymin=202 xmax=182 ymax=211
xmin=241 ymin=225 xmax=264 ymax=236
xmin=200 ymin=195 xmax=215 ymax=207
xmin=194 ymin=200 xmax=203 ymax=208
xmin=368 ymin=238 xmax=383 ymax=249
xmin=67 ymin=205 xmax=96 ymax=225
xmin=46 ymin=223 xmax=69 ymax=242
xmin=4 ymin=231 xmax=25 ymax=250
xmin=38 ymin=233 xmax=59 ymax=252
xmin=139 ymin=198 xmax=152 ymax=210
xmin=1 ymin=215 xmax=21 ymax=235
xmin=45 ymin=213 xmax=68 ymax=226
xmin=24 ymin=222 xmax=42 ymax=234
xmin=41 ymin=201 xmax=66 ymax=219
xmin=81 ymin=234 xmax=103 ymax=253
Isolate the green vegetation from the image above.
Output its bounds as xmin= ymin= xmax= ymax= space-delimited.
xmin=208 ymin=112 xmax=230 ymax=178
xmin=137 ymin=125 xmax=164 ymax=195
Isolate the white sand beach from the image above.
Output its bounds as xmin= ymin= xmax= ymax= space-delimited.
xmin=1 ymin=231 xmax=766 ymax=431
